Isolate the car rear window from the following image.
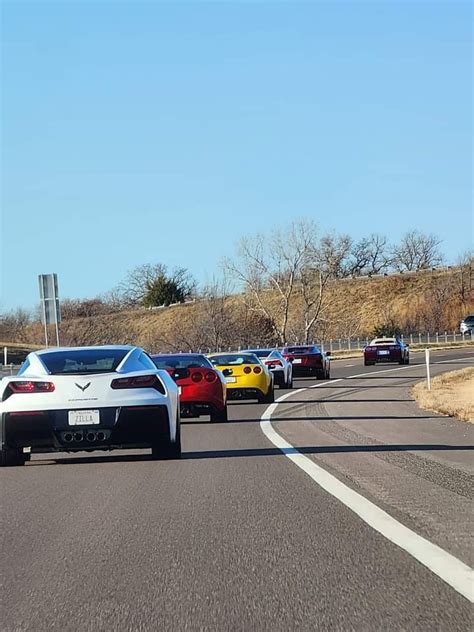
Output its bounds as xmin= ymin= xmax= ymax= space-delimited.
xmin=209 ymin=354 xmax=260 ymax=365
xmin=40 ymin=349 xmax=129 ymax=374
xmin=246 ymin=349 xmax=273 ymax=358
xmin=283 ymin=346 xmax=319 ymax=354
xmin=151 ymin=354 xmax=212 ymax=370
xmin=371 ymin=339 xmax=397 ymax=345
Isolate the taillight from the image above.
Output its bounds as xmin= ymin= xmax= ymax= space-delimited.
xmin=253 ymin=366 xmax=262 ymax=374
xmin=266 ymin=360 xmax=282 ymax=367
xmin=111 ymin=375 xmax=165 ymax=394
xmin=191 ymin=372 xmax=203 ymax=383
xmin=205 ymin=371 xmax=217 ymax=383
xmin=243 ymin=367 xmax=252 ymax=374
xmin=9 ymin=381 xmax=55 ymax=393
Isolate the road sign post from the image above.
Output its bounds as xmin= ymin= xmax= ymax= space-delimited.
xmin=38 ymin=274 xmax=61 ymax=347
xmin=425 ymin=348 xmax=431 ymax=391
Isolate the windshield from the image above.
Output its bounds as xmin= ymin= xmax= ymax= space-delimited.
xmin=151 ymin=354 xmax=212 ymax=370
xmin=39 ymin=349 xmax=129 ymax=374
xmin=209 ymin=353 xmax=260 ymax=366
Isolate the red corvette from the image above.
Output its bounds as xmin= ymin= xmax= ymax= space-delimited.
xmin=364 ymin=338 xmax=410 ymax=366
xmin=151 ymin=353 xmax=228 ymax=422
xmin=281 ymin=345 xmax=331 ymax=379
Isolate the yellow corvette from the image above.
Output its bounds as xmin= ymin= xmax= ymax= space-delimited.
xmin=208 ymin=353 xmax=274 ymax=404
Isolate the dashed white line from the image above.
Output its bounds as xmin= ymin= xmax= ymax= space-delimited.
xmin=260 ymin=358 xmax=474 ymax=602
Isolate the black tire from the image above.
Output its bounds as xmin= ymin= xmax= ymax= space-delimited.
xmin=0 ymin=447 xmax=26 ymax=467
xmin=210 ymin=405 xmax=228 ymax=422
xmin=325 ymin=368 xmax=331 ymax=380
xmin=286 ymin=375 xmax=293 ymax=389
xmin=316 ymin=370 xmax=326 ymax=380
xmin=259 ymin=384 xmax=275 ymax=404
xmin=364 ymin=361 xmax=373 ymax=366
xmin=405 ymin=356 xmax=410 ymax=365
xmin=152 ymin=410 xmax=182 ymax=460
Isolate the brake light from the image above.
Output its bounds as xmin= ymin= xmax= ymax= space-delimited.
xmin=266 ymin=360 xmax=282 ymax=367
xmin=111 ymin=375 xmax=165 ymax=394
xmin=243 ymin=367 xmax=252 ymax=374
xmin=9 ymin=381 xmax=55 ymax=393
xmin=253 ymin=366 xmax=262 ymax=374
xmin=205 ymin=371 xmax=217 ymax=383
xmin=191 ymin=372 xmax=203 ymax=383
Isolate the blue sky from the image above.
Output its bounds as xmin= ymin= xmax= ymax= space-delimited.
xmin=1 ymin=1 xmax=472 ymax=310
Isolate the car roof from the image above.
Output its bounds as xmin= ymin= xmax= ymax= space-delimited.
xmin=35 ymin=345 xmax=135 ymax=356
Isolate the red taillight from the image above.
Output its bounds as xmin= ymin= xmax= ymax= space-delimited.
xmin=205 ymin=371 xmax=217 ymax=383
xmin=253 ymin=366 xmax=262 ymax=374
xmin=111 ymin=375 xmax=164 ymax=393
xmin=9 ymin=381 xmax=55 ymax=394
xmin=243 ymin=366 xmax=252 ymax=374
xmin=266 ymin=360 xmax=282 ymax=367
xmin=191 ymin=372 xmax=203 ymax=383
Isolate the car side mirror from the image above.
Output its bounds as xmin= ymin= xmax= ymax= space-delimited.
xmin=326 ymin=351 xmax=331 ymax=357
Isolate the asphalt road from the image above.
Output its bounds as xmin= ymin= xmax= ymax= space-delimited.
xmin=1 ymin=348 xmax=473 ymax=631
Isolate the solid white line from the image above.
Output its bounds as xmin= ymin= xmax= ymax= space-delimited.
xmin=260 ymin=360 xmax=474 ymax=603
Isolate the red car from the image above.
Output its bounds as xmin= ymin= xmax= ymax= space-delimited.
xmin=151 ymin=353 xmax=228 ymax=422
xmin=363 ymin=338 xmax=410 ymax=366
xmin=281 ymin=345 xmax=331 ymax=379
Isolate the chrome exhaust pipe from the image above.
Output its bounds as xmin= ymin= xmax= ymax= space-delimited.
xmin=97 ymin=432 xmax=106 ymax=441
xmin=64 ymin=432 xmax=73 ymax=443
xmin=86 ymin=432 xmax=96 ymax=442
xmin=73 ymin=432 xmax=83 ymax=442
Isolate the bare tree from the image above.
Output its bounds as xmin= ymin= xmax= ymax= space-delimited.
xmin=348 ymin=234 xmax=390 ymax=276
xmin=199 ymin=276 xmax=235 ymax=350
xmin=391 ymin=230 xmax=443 ymax=272
xmin=224 ymin=219 xmax=319 ymax=345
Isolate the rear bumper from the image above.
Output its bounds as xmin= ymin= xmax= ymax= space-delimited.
xmin=365 ymin=353 xmax=402 ymax=363
xmin=1 ymin=405 xmax=171 ymax=453
xmin=226 ymin=388 xmax=264 ymax=400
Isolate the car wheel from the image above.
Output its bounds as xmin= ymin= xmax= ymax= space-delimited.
xmin=0 ymin=446 xmax=26 ymax=467
xmin=152 ymin=410 xmax=182 ymax=460
xmin=259 ymin=384 xmax=275 ymax=404
xmin=405 ymin=356 xmax=410 ymax=365
xmin=325 ymin=368 xmax=331 ymax=380
xmin=316 ymin=370 xmax=326 ymax=380
xmin=210 ymin=405 xmax=228 ymax=422
xmin=286 ymin=375 xmax=293 ymax=389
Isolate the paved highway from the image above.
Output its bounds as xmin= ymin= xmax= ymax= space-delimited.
xmin=1 ymin=348 xmax=473 ymax=630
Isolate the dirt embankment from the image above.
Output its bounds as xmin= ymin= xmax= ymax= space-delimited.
xmin=412 ymin=368 xmax=474 ymax=423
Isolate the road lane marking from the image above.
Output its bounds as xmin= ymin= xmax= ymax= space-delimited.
xmin=260 ymin=360 xmax=474 ymax=603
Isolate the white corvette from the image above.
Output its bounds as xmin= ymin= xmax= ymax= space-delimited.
xmin=0 ymin=345 xmax=181 ymax=466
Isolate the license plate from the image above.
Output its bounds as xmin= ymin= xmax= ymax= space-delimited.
xmin=377 ymin=350 xmax=390 ymax=355
xmin=226 ymin=377 xmax=237 ymax=383
xmin=293 ymin=358 xmax=302 ymax=364
xmin=68 ymin=409 xmax=100 ymax=426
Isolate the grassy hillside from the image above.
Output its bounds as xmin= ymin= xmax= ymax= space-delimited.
xmin=2 ymin=268 xmax=472 ymax=352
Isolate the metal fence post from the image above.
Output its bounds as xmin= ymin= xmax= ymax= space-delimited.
xmin=427 ymin=332 xmax=430 ymax=344
xmin=330 ymin=339 xmax=333 ymax=353
xmin=3 ymin=346 xmax=7 ymax=367
xmin=410 ymin=333 xmax=413 ymax=345
xmin=348 ymin=337 xmax=351 ymax=350
xmin=418 ymin=333 xmax=422 ymax=344
xmin=444 ymin=331 xmax=447 ymax=343
xmin=436 ymin=332 xmax=439 ymax=344
xmin=357 ymin=337 xmax=360 ymax=349
xmin=338 ymin=339 xmax=341 ymax=351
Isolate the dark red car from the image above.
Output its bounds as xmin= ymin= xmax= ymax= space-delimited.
xmin=151 ymin=353 xmax=228 ymax=422
xmin=363 ymin=338 xmax=410 ymax=366
xmin=281 ymin=345 xmax=331 ymax=379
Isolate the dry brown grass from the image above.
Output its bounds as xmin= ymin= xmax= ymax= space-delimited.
xmin=413 ymin=367 xmax=474 ymax=423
